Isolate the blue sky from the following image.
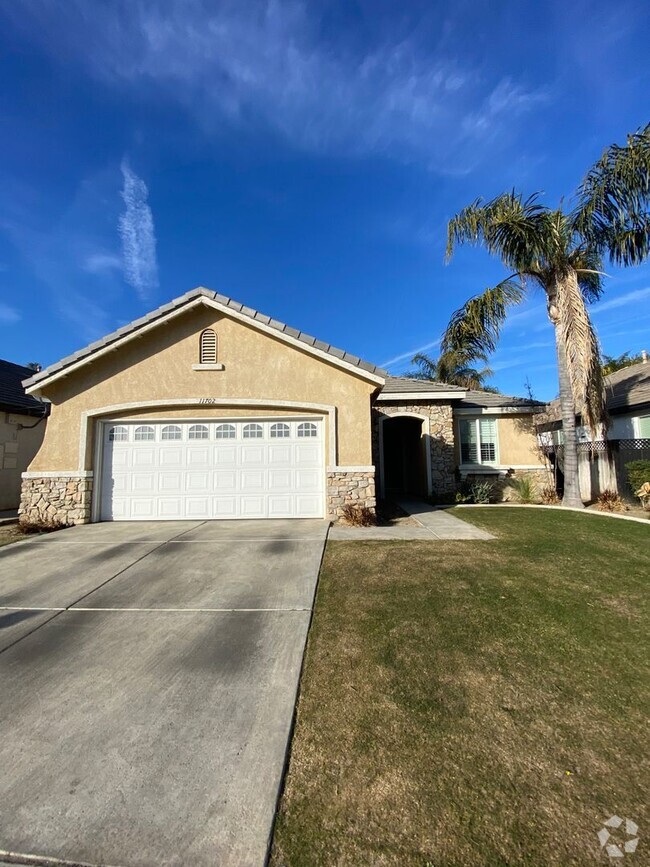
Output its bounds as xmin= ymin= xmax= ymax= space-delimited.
xmin=1 ymin=0 xmax=649 ymax=400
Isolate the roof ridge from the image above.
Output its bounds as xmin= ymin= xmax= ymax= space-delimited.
xmin=23 ymin=286 xmax=387 ymax=389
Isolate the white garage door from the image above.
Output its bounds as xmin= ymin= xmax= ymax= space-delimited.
xmin=99 ymin=419 xmax=324 ymax=520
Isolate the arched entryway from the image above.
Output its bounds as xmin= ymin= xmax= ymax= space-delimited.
xmin=379 ymin=414 xmax=430 ymax=498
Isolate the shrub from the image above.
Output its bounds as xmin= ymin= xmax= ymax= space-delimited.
xmin=540 ymin=485 xmax=560 ymax=505
xmin=507 ymin=476 xmax=536 ymax=504
xmin=340 ymin=504 xmax=376 ymax=527
xmin=469 ymin=479 xmax=495 ymax=505
xmin=18 ymin=517 xmax=71 ymax=534
xmin=625 ymin=460 xmax=650 ymax=497
xmin=595 ymin=489 xmax=627 ymax=512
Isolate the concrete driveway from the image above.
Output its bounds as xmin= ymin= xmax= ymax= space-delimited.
xmin=0 ymin=519 xmax=329 ymax=867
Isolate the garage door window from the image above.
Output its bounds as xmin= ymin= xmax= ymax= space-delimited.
xmin=189 ymin=424 xmax=209 ymax=440
xmin=270 ymin=422 xmax=290 ymax=438
xmin=162 ymin=425 xmax=182 ymax=441
xmin=243 ymin=423 xmax=263 ymax=439
xmin=135 ymin=425 xmax=155 ymax=442
xmin=215 ymin=423 xmax=236 ymax=439
xmin=109 ymin=426 xmax=128 ymax=442
xmin=298 ymin=422 xmax=317 ymax=437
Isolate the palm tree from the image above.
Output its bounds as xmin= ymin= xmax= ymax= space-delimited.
xmin=443 ymin=124 xmax=650 ymax=507
xmin=409 ymin=349 xmax=496 ymax=390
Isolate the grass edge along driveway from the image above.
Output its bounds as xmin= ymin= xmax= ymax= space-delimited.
xmin=271 ymin=508 xmax=648 ymax=866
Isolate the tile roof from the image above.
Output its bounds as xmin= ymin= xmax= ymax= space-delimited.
xmin=23 ymin=287 xmax=388 ymax=389
xmin=380 ymin=376 xmax=466 ymax=394
xmin=544 ymin=359 xmax=650 ymax=421
xmin=0 ymin=359 xmax=49 ymax=416
xmin=458 ymin=389 xmax=545 ymax=410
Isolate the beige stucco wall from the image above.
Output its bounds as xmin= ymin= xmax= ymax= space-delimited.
xmin=27 ymin=302 xmax=377 ymax=473
xmin=0 ymin=411 xmax=47 ymax=510
xmin=497 ymin=415 xmax=545 ymax=465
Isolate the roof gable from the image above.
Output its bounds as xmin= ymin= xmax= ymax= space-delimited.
xmin=24 ymin=287 xmax=387 ymax=393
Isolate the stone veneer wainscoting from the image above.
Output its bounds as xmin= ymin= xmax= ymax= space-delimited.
xmin=372 ymin=403 xmax=456 ymax=496
xmin=19 ymin=474 xmax=93 ymax=525
xmin=326 ymin=470 xmax=376 ymax=520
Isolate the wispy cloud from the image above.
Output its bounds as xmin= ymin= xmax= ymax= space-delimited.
xmin=118 ymin=160 xmax=158 ymax=299
xmin=82 ymin=252 xmax=123 ymax=274
xmin=381 ymin=339 xmax=440 ymax=369
xmin=0 ymin=302 xmax=21 ymax=324
xmin=5 ymin=1 xmax=545 ymax=172
xmin=591 ymin=286 xmax=650 ymax=315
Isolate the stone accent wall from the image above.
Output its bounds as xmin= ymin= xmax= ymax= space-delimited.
xmin=372 ymin=402 xmax=456 ymax=496
xmin=327 ymin=470 xmax=376 ymax=520
xmin=19 ymin=475 xmax=93 ymax=526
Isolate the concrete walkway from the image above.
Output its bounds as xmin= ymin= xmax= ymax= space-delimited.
xmin=330 ymin=500 xmax=494 ymax=541
xmin=397 ymin=498 xmax=495 ymax=539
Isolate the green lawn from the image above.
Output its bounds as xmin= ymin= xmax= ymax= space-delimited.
xmin=271 ymin=509 xmax=649 ymax=866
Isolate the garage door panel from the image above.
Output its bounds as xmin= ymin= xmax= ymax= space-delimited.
xmin=186 ymin=472 xmax=211 ymax=493
xmin=159 ymin=447 xmax=184 ymax=466
xmin=187 ymin=446 xmax=211 ymax=466
xmin=132 ymin=449 xmax=155 ymax=467
xmin=214 ymin=445 xmax=237 ymax=466
xmin=240 ymin=496 xmax=265 ymax=517
xmin=268 ymin=445 xmax=292 ymax=465
xmin=101 ymin=420 xmax=324 ymax=520
xmin=240 ymin=469 xmax=266 ymax=491
xmin=131 ymin=473 xmax=156 ymax=494
xmin=131 ymin=499 xmax=157 ymax=519
xmin=269 ymin=469 xmax=292 ymax=491
xmin=295 ymin=443 xmax=321 ymax=465
xmin=213 ymin=496 xmax=238 ymax=517
xmin=240 ymin=445 xmax=266 ymax=465
xmin=159 ymin=472 xmax=183 ymax=493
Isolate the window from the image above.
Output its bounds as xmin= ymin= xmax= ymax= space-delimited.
xmin=243 ymin=423 xmax=263 ymax=439
xmin=459 ymin=418 xmax=498 ymax=464
xmin=639 ymin=415 xmax=650 ymax=438
xmin=297 ymin=422 xmax=317 ymax=438
xmin=270 ymin=422 xmax=290 ymax=438
xmin=189 ymin=424 xmax=209 ymax=440
xmin=134 ymin=425 xmax=154 ymax=442
xmin=109 ymin=426 xmax=128 ymax=442
xmin=215 ymin=423 xmax=236 ymax=439
xmin=199 ymin=329 xmax=217 ymax=364
xmin=161 ymin=424 xmax=182 ymax=441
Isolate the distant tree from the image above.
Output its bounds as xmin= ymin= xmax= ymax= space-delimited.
xmin=408 ymin=349 xmax=497 ymax=390
xmin=26 ymin=362 xmax=41 ymax=371
xmin=442 ymin=124 xmax=650 ymax=508
xmin=601 ymin=351 xmax=643 ymax=375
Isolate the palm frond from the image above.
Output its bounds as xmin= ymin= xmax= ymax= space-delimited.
xmin=556 ymin=269 xmax=607 ymax=435
xmin=570 ymin=247 xmax=605 ymax=302
xmin=573 ymin=123 xmax=650 ymax=266
xmin=441 ymin=278 xmax=524 ymax=357
xmin=446 ymin=192 xmax=551 ymax=272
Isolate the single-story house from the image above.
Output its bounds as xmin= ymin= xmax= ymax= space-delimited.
xmin=0 ymin=359 xmax=49 ymax=511
xmin=538 ymin=356 xmax=650 ymax=500
xmin=20 ymin=287 xmax=549 ymax=524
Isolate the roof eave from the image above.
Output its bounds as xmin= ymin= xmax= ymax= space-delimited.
xmin=24 ymin=288 xmax=386 ymax=393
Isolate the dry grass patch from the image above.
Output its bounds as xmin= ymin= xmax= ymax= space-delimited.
xmin=271 ymin=509 xmax=648 ymax=866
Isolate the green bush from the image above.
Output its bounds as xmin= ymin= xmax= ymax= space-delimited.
xmin=625 ymin=460 xmax=650 ymax=495
xmin=507 ymin=476 xmax=536 ymax=503
xmin=469 ymin=479 xmax=495 ymax=504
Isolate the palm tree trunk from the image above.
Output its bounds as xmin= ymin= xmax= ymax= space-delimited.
xmin=552 ymin=316 xmax=584 ymax=508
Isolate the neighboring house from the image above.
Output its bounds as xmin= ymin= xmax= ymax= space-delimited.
xmin=0 ymin=359 xmax=49 ymax=511
xmin=538 ymin=356 xmax=650 ymax=500
xmin=20 ymin=287 xmax=547 ymax=524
